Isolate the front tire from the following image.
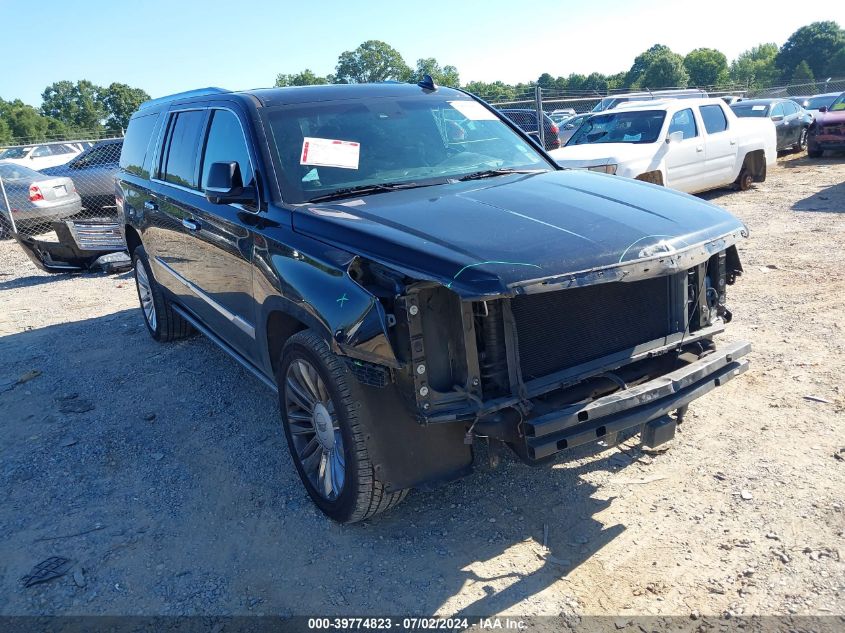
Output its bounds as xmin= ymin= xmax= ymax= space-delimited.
xmin=278 ymin=330 xmax=408 ymax=523
xmin=132 ymin=246 xmax=193 ymax=342
xmin=796 ymin=127 xmax=808 ymax=152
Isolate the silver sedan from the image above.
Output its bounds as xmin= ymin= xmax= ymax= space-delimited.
xmin=0 ymin=161 xmax=82 ymax=236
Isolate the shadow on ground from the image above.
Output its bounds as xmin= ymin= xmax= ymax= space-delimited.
xmin=792 ymin=181 xmax=845 ymax=213
xmin=0 ymin=309 xmax=638 ymax=616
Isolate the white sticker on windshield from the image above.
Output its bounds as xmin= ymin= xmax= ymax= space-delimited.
xmin=752 ymin=105 xmax=767 ymax=111
xmin=448 ymin=100 xmax=498 ymax=121
xmin=300 ymin=137 xmax=360 ymax=170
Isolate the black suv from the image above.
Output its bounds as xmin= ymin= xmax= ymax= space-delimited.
xmin=118 ymin=83 xmax=750 ymax=523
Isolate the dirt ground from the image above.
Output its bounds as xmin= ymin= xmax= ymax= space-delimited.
xmin=0 ymin=155 xmax=843 ymax=620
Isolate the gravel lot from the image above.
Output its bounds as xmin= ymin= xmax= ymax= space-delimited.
xmin=0 ymin=155 xmax=843 ymax=619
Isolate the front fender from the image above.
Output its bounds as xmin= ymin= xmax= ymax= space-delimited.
xmin=252 ymin=236 xmax=399 ymax=376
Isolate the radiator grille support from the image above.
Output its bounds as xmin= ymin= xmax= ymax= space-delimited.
xmin=511 ymin=276 xmax=675 ymax=382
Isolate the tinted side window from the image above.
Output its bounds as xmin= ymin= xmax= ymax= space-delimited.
xmin=699 ymin=105 xmax=728 ymax=134
xmin=200 ymin=110 xmax=254 ymax=190
xmin=668 ymin=108 xmax=698 ymax=139
xmin=783 ymin=101 xmax=798 ymax=115
xmin=161 ymin=110 xmax=206 ymax=189
xmin=31 ymin=146 xmax=52 ymax=157
xmin=120 ymin=113 xmax=159 ymax=177
xmin=770 ymin=103 xmax=784 ymax=118
xmin=84 ymin=144 xmax=120 ymax=165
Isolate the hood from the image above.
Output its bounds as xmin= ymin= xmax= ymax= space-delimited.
xmin=291 ymin=170 xmax=746 ymax=298
xmin=548 ymin=142 xmax=652 ymax=167
xmin=814 ymin=110 xmax=845 ymax=125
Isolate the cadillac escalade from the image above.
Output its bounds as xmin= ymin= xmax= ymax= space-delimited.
xmin=117 ymin=81 xmax=750 ymax=523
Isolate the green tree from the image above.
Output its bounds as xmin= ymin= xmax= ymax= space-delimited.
xmin=101 ymin=82 xmax=150 ymax=133
xmin=411 ymin=58 xmax=459 ymax=87
xmin=0 ymin=98 xmax=64 ymax=143
xmin=730 ymin=43 xmax=780 ymax=88
xmin=274 ymin=69 xmax=329 ymax=87
xmin=462 ymin=81 xmax=516 ymax=100
xmin=827 ymin=47 xmax=845 ymax=78
xmin=684 ymin=48 xmax=729 ymax=87
xmin=639 ymin=50 xmax=689 ymax=89
xmin=334 ymin=40 xmax=411 ymax=84
xmin=41 ymin=80 xmax=106 ymax=132
xmin=777 ymin=21 xmax=845 ymax=80
xmin=625 ymin=44 xmax=673 ymax=88
xmin=0 ymin=101 xmax=11 ymax=144
xmin=789 ymin=60 xmax=817 ymax=95
xmin=537 ymin=73 xmax=555 ymax=89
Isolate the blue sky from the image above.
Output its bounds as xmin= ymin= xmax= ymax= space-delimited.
xmin=2 ymin=0 xmax=843 ymax=106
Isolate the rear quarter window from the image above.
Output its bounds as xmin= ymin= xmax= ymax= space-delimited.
xmin=120 ymin=113 xmax=160 ymax=177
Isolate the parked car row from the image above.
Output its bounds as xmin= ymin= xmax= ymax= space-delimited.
xmin=0 ymin=139 xmax=123 ymax=239
xmin=541 ymin=88 xmax=844 ymax=193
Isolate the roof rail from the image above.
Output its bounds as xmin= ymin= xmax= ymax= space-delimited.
xmin=138 ymin=87 xmax=230 ymax=110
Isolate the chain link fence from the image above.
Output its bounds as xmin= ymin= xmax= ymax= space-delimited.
xmin=0 ymin=137 xmax=130 ymax=272
xmin=474 ymin=78 xmax=845 ymax=150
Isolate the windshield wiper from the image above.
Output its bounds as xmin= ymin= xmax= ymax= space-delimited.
xmin=306 ymin=182 xmax=428 ymax=203
xmin=457 ymin=168 xmax=546 ymax=182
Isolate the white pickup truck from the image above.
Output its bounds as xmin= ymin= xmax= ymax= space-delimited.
xmin=549 ymin=98 xmax=776 ymax=194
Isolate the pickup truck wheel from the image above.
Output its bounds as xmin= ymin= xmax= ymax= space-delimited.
xmin=278 ymin=330 xmax=408 ymax=523
xmin=132 ymin=246 xmax=193 ymax=342
xmin=735 ymin=168 xmax=753 ymax=191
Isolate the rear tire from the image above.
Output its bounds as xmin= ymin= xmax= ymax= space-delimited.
xmin=278 ymin=330 xmax=408 ymax=523
xmin=734 ymin=167 xmax=753 ymax=191
xmin=132 ymin=246 xmax=193 ymax=342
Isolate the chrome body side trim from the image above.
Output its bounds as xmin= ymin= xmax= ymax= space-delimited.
xmin=153 ymin=256 xmax=256 ymax=339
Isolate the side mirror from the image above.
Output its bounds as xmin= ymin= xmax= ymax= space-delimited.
xmin=666 ymin=131 xmax=684 ymax=144
xmin=205 ymin=161 xmax=256 ymax=205
xmin=818 ymin=106 xmax=828 ymax=113
xmin=771 ymin=115 xmax=784 ymax=122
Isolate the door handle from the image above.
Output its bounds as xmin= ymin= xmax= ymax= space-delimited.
xmin=696 ymin=146 xmax=704 ymax=152
xmin=729 ymin=139 xmax=737 ymax=145
xmin=143 ymin=200 xmax=158 ymax=211
xmin=182 ymin=218 xmax=200 ymax=231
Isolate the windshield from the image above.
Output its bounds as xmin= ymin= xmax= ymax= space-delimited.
xmin=831 ymin=94 xmax=845 ymax=111
xmin=264 ymin=96 xmax=551 ymax=204
xmin=566 ymin=110 xmax=666 ymax=145
xmin=805 ymin=95 xmax=836 ymax=110
xmin=731 ymin=103 xmax=771 ymax=118
xmin=0 ymin=147 xmax=28 ymax=159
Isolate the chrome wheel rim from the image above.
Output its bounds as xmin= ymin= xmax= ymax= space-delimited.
xmin=800 ymin=129 xmax=808 ymax=150
xmin=135 ymin=263 xmax=157 ymax=331
xmin=285 ymin=359 xmax=346 ymax=500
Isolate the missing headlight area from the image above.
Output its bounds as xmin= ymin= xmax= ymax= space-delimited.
xmin=390 ymin=245 xmax=746 ymax=465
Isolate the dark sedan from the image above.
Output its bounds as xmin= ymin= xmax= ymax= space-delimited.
xmin=808 ymin=92 xmax=845 ymax=157
xmin=497 ymin=108 xmax=561 ymax=150
xmin=40 ymin=139 xmax=122 ymax=214
xmin=730 ymin=98 xmax=813 ymax=152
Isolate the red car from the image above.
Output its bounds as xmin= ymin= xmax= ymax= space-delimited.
xmin=808 ymin=92 xmax=845 ymax=157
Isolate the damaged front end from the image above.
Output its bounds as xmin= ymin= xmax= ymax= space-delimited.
xmin=344 ymin=229 xmax=750 ymax=467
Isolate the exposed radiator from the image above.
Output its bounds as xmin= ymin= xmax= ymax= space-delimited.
xmin=511 ymin=276 xmax=675 ymax=381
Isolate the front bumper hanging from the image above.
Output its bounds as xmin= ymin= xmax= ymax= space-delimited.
xmin=523 ymin=340 xmax=751 ymax=460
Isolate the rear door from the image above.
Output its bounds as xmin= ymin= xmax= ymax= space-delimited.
xmin=663 ymin=107 xmax=705 ymax=192
xmin=781 ymin=101 xmax=801 ymax=146
xmin=698 ymin=103 xmax=737 ymax=188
